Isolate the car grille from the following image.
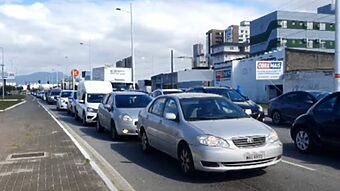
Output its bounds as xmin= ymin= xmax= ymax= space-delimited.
xmin=232 ymin=136 xmax=266 ymax=148
xmin=222 ymin=156 xmax=280 ymax=167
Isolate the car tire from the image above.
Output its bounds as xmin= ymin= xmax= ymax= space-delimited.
xmin=141 ymin=130 xmax=152 ymax=154
xmin=294 ymin=128 xmax=315 ymax=153
xmin=74 ymin=109 xmax=80 ymax=121
xmin=111 ymin=121 xmax=119 ymax=141
xmin=82 ymin=112 xmax=88 ymax=126
xmin=178 ymin=143 xmax=195 ymax=177
xmin=272 ymin=111 xmax=282 ymax=125
xmin=96 ymin=119 xmax=104 ymax=133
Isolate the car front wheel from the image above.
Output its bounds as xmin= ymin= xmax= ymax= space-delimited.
xmin=96 ymin=119 xmax=104 ymax=133
xmin=141 ymin=130 xmax=152 ymax=154
xmin=272 ymin=111 xmax=282 ymax=125
xmin=111 ymin=121 xmax=119 ymax=141
xmin=178 ymin=144 xmax=195 ymax=177
xmin=294 ymin=128 xmax=314 ymax=153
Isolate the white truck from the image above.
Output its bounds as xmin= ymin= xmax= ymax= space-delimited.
xmin=92 ymin=66 xmax=133 ymax=90
xmin=74 ymin=80 xmax=112 ymax=125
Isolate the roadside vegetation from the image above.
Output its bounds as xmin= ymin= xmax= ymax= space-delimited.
xmin=0 ymin=100 xmax=21 ymax=110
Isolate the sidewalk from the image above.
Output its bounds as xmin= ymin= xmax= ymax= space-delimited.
xmin=0 ymin=96 xmax=109 ymax=191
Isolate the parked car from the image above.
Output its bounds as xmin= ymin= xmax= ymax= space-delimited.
xmin=186 ymin=86 xmax=264 ymax=120
xmin=97 ymin=91 xmax=152 ymax=140
xmin=268 ymin=90 xmax=330 ymax=125
xmin=75 ymin=81 xmax=112 ymax=125
xmin=290 ymin=91 xmax=340 ymax=153
xmin=46 ymin=89 xmax=61 ymax=104
xmin=137 ymin=93 xmax=282 ymax=176
xmin=151 ymin=89 xmax=183 ymax=98
xmin=56 ymin=90 xmax=74 ymax=110
xmin=67 ymin=91 xmax=78 ymax=115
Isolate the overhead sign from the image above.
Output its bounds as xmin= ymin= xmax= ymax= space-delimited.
xmin=256 ymin=61 xmax=283 ymax=80
xmin=1 ymin=72 xmax=15 ymax=80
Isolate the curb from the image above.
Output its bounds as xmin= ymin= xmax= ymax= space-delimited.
xmin=38 ymin=101 xmax=135 ymax=191
xmin=0 ymin=100 xmax=26 ymax=112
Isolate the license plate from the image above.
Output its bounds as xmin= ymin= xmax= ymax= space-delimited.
xmin=245 ymin=152 xmax=264 ymax=160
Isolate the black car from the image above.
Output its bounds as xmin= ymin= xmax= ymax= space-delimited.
xmin=268 ymin=90 xmax=330 ymax=125
xmin=290 ymin=92 xmax=340 ymax=153
xmin=186 ymin=86 xmax=264 ymax=120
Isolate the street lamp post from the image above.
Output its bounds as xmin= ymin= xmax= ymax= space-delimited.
xmin=0 ymin=47 xmax=4 ymax=99
xmin=80 ymin=40 xmax=92 ymax=80
xmin=116 ymin=3 xmax=135 ymax=89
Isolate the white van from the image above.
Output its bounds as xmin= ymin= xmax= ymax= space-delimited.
xmin=75 ymin=80 xmax=112 ymax=125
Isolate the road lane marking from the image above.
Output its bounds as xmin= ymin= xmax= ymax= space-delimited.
xmin=282 ymin=160 xmax=316 ymax=171
xmin=38 ymin=101 xmax=126 ymax=191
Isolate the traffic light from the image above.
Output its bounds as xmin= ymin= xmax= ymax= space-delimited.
xmin=47 ymin=80 xmax=50 ymax=84
xmin=38 ymin=80 xmax=41 ymax=84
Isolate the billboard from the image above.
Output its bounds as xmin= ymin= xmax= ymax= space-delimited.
xmin=256 ymin=61 xmax=283 ymax=80
xmin=1 ymin=72 xmax=15 ymax=80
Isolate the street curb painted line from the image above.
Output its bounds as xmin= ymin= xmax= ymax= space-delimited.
xmin=38 ymin=101 xmax=120 ymax=191
xmin=0 ymin=100 xmax=26 ymax=112
xmin=282 ymin=160 xmax=316 ymax=171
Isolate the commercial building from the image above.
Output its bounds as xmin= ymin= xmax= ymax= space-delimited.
xmin=116 ymin=56 xmax=132 ymax=68
xmin=206 ymin=29 xmax=224 ymax=67
xmin=225 ymin=21 xmax=250 ymax=43
xmin=214 ymin=48 xmax=334 ymax=103
xmin=250 ymin=10 xmax=335 ymax=55
xmin=317 ymin=4 xmax=335 ymax=15
xmin=192 ymin=44 xmax=207 ymax=68
xmin=151 ymin=69 xmax=213 ymax=90
xmin=210 ymin=42 xmax=249 ymax=67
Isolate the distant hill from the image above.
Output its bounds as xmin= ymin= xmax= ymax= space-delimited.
xmin=14 ymin=72 xmax=66 ymax=85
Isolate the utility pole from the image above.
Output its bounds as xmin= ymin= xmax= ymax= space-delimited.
xmin=1 ymin=47 xmax=4 ymax=99
xmin=336 ymin=0 xmax=340 ymax=91
xmin=171 ymin=50 xmax=174 ymax=88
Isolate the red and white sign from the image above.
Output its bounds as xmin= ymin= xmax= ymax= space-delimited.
xmin=256 ymin=61 xmax=283 ymax=80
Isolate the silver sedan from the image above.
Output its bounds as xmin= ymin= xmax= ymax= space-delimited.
xmin=97 ymin=91 xmax=153 ymax=140
xmin=137 ymin=93 xmax=282 ymax=176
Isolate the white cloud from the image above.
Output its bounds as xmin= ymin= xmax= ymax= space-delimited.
xmin=0 ymin=0 xmax=333 ymax=82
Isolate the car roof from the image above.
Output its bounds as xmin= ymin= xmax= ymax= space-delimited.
xmin=191 ymin=86 xmax=230 ymax=90
xmin=113 ymin=91 xmax=149 ymax=96
xmin=155 ymin=89 xmax=182 ymax=92
xmin=166 ymin=92 xmax=223 ymax=99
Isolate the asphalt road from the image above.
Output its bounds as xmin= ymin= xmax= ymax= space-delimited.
xmin=37 ymin=99 xmax=340 ymax=191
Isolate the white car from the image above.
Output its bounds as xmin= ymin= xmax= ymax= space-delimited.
xmin=151 ymin=89 xmax=183 ymax=98
xmin=56 ymin=90 xmax=74 ymax=110
xmin=137 ymin=93 xmax=282 ymax=176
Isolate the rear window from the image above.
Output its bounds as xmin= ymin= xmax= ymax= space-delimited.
xmin=87 ymin=94 xmax=106 ymax=103
xmin=116 ymin=95 xmax=152 ymax=108
xmin=61 ymin=91 xmax=72 ymax=97
xmin=50 ymin=90 xmax=61 ymax=96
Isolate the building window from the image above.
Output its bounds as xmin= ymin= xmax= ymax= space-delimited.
xmin=330 ymin=41 xmax=334 ymax=47
xmin=292 ymin=21 xmax=296 ymax=26
xmin=292 ymin=39 xmax=296 ymax=44
xmin=280 ymin=39 xmax=287 ymax=47
xmin=279 ymin=20 xmax=287 ymax=28
xmin=306 ymin=22 xmax=313 ymax=30
xmin=299 ymin=22 xmax=304 ymax=26
xmin=307 ymin=40 xmax=313 ymax=48
xmin=319 ymin=23 xmax=326 ymax=31
xmin=320 ymin=41 xmax=325 ymax=49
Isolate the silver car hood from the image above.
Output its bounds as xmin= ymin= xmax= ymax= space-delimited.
xmin=189 ymin=118 xmax=272 ymax=139
xmin=116 ymin=108 xmax=143 ymax=120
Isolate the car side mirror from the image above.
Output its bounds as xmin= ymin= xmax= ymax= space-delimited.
xmin=54 ymin=96 xmax=58 ymax=99
xmin=165 ymin=113 xmax=177 ymax=121
xmin=104 ymin=104 xmax=112 ymax=111
xmin=79 ymin=100 xmax=85 ymax=104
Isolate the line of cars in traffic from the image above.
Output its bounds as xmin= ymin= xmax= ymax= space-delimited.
xmin=31 ymin=84 xmax=339 ymax=176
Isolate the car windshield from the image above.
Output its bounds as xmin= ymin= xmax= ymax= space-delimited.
xmin=50 ymin=91 xmax=61 ymax=96
xmin=87 ymin=94 xmax=106 ymax=103
xmin=61 ymin=91 xmax=72 ymax=98
xmin=163 ymin=90 xmax=182 ymax=95
xmin=204 ymin=88 xmax=230 ymax=98
xmin=116 ymin=95 xmax=152 ymax=108
xmin=228 ymin=89 xmax=247 ymax=102
xmin=309 ymin=92 xmax=330 ymax=100
xmin=180 ymin=97 xmax=248 ymax=121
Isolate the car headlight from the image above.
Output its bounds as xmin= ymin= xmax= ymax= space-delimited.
xmin=197 ymin=135 xmax=229 ymax=148
xmin=87 ymin=107 xmax=95 ymax=112
xmin=258 ymin=105 xmax=263 ymax=112
xmin=244 ymin=109 xmax=252 ymax=115
xmin=121 ymin=114 xmax=133 ymax=122
xmin=268 ymin=131 xmax=279 ymax=143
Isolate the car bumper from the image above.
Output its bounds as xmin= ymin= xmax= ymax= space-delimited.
xmin=250 ymin=111 xmax=265 ymax=120
xmin=115 ymin=119 xmax=138 ymax=136
xmin=190 ymin=141 xmax=282 ymax=172
xmin=59 ymin=103 xmax=68 ymax=110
